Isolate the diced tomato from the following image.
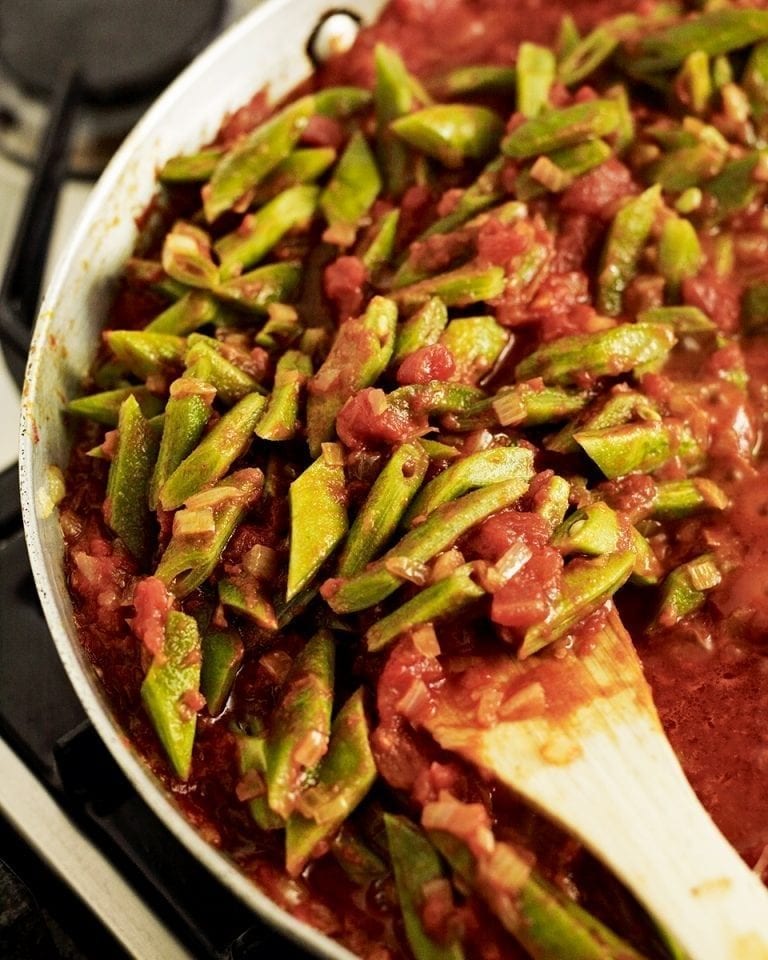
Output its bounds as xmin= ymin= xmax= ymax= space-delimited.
xmin=561 ymin=158 xmax=637 ymax=220
xmin=130 ymin=576 xmax=173 ymax=656
xmin=397 ymin=184 xmax=436 ymax=246
xmin=324 ymin=255 xmax=368 ymax=320
xmin=300 ymin=114 xmax=346 ymax=149
xmin=682 ymin=269 xmax=740 ymax=333
xmin=396 ymin=344 xmax=456 ymax=385
xmin=490 ymin=547 xmax=563 ymax=630
xmin=476 ymin=217 xmax=529 ymax=266
xmin=469 ymin=509 xmax=550 ymax=562
xmin=408 ymin=230 xmax=474 ymax=274
xmin=336 ymin=388 xmax=428 ymax=448
xmin=552 ymin=212 xmax=603 ymax=272
xmin=215 ymin=90 xmax=270 ymax=148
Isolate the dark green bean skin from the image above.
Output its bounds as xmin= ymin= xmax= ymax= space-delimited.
xmin=255 ymin=350 xmax=312 ymax=442
xmin=338 ymin=441 xmax=430 ymax=578
xmin=320 ymin=131 xmax=382 ymax=247
xmin=149 ymin=380 xmax=213 ymax=510
xmin=392 ymin=297 xmax=449 ymax=366
xmin=147 ymin=291 xmax=231 ymax=336
xmin=141 ymin=611 xmax=201 ymax=780
xmin=67 ymin=386 xmax=163 ymax=427
xmin=502 ymin=99 xmax=621 ymax=159
xmin=105 ymin=395 xmax=159 ymax=560
xmin=218 ymin=577 xmax=278 ymax=632
xmin=105 ymin=331 xmax=186 ymax=380
xmin=200 ymin=628 xmax=244 ymax=717
xmin=597 ymin=185 xmax=661 ymax=317
xmin=392 ymin=104 xmax=504 ymax=168
xmin=285 ymin=688 xmax=376 ymax=877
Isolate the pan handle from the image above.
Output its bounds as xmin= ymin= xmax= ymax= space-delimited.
xmin=0 ymin=64 xmax=81 ymax=388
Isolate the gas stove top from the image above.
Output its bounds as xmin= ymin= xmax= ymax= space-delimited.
xmin=0 ymin=2 xmax=338 ymax=956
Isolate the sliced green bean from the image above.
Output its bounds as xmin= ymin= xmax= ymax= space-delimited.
xmin=155 ymin=468 xmax=263 ymax=597
xmin=374 ymin=43 xmax=425 ymax=197
xmin=141 ymin=611 xmax=201 ymax=780
xmin=338 ymin=441 xmax=430 ymax=578
xmin=287 ymin=452 xmax=348 ymax=601
xmin=637 ymin=305 xmax=715 ymax=333
xmin=149 ymin=380 xmax=212 ymax=510
xmin=557 ymin=17 xmax=636 ymax=87
xmin=517 ymin=42 xmax=555 ymax=118
xmin=405 ymin=446 xmax=534 ymax=525
xmin=325 ymin=479 xmax=528 ymax=614
xmin=252 ymin=146 xmax=336 ymax=204
xmin=551 ymin=501 xmax=624 ymax=556
xmin=658 ymin=217 xmax=703 ymax=299
xmin=361 ymin=208 xmax=400 ymax=276
xmin=491 ymin=382 xmax=589 ymax=428
xmin=105 ymin=330 xmax=186 ymax=380
xmin=286 ymin=688 xmax=376 ymax=877
xmin=515 ymin=140 xmax=613 ymax=201
xmin=392 ymin=105 xmax=504 ymax=168
xmin=213 ymin=261 xmax=303 ymax=314
xmin=67 ymin=386 xmax=163 ymax=427
xmin=502 ymin=99 xmax=621 ymax=159
xmin=219 ymin=576 xmax=278 ymax=631
xmin=162 ymin=222 xmax=219 ymax=289
xmin=147 ymin=290 xmax=231 ymax=336
xmin=385 ymin=815 xmax=465 ymax=960
xmin=158 ymin=149 xmax=222 ymax=183
xmin=547 ymin=388 xmax=659 ymax=455
xmin=393 ymin=263 xmax=505 ymax=311
xmin=437 ymin=65 xmax=517 ymax=98
xmin=515 ymin=323 xmax=676 ymax=386
xmin=320 ymin=131 xmax=382 ymax=247
xmin=519 ymin=550 xmax=635 ymax=658
xmin=200 ymin=628 xmax=243 ymax=716
xmin=255 ymin=350 xmax=312 ymax=441
xmin=418 ymin=157 xmax=504 ymax=240
xmin=653 ymin=553 xmax=721 ymax=629
xmin=576 ymin=421 xmax=672 ymax=478
xmin=105 ymin=395 xmax=159 ymax=560
xmin=331 ymin=825 xmax=387 ymax=886
xmin=651 ymin=478 xmax=729 ymax=520
xmin=439 ymin=315 xmax=508 ymax=384
xmin=265 ymin=630 xmax=335 ymax=819
xmin=216 ymin=184 xmax=319 ymax=280
xmin=306 ymin=296 xmax=397 ymax=455
xmin=185 ymin=336 xmax=263 ymax=405
xmin=646 ymin=143 xmax=724 ymax=194
xmin=597 ymin=184 xmax=661 ymax=317
xmin=533 ymin=475 xmax=571 ymax=532
xmin=392 ymin=297 xmax=449 ymax=366
xmin=159 ymin=391 xmax=266 ymax=510
xmin=706 ymin=151 xmax=768 ymax=220
xmin=236 ymin=734 xmax=284 ymax=830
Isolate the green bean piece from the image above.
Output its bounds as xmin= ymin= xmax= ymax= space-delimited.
xmin=405 ymin=446 xmax=534 ymax=525
xmin=439 ymin=315 xmax=508 ymax=384
xmin=252 ymin=146 xmax=337 ymax=203
xmin=678 ymin=51 xmax=712 ymax=115
xmin=67 ymin=386 xmax=163 ymax=427
xmin=597 ymin=185 xmax=661 ymax=317
xmin=265 ymin=630 xmax=335 ymax=819
xmin=653 ymin=553 xmax=721 ymax=629
xmin=320 ymin=131 xmax=382 ymax=247
xmin=331 ymin=824 xmax=388 ymax=886
xmin=622 ymin=8 xmax=768 ymax=75
xmin=384 ymin=815 xmax=465 ymax=960
xmin=162 ymin=222 xmax=219 ymax=289
xmin=218 ymin=576 xmax=277 ymax=631
xmin=158 ymin=149 xmax=222 ymax=183
xmin=105 ymin=396 xmax=159 ymax=560
xmin=491 ymin=382 xmax=589 ymax=428
xmin=155 ymin=468 xmax=263 ymax=597
xmin=706 ymin=151 xmax=768 ymax=220
xmin=287 ymin=451 xmax=348 ymax=601
xmin=575 ymin=421 xmax=672 ymax=479
xmin=200 ymin=628 xmax=243 ymax=716
xmin=393 ymin=263 xmax=505 ymax=311
xmin=557 ymin=15 xmax=581 ymax=60
xmin=419 ymin=157 xmax=504 ymax=240
xmin=742 ymin=281 xmax=768 ymax=334
xmin=204 ymin=97 xmax=315 ymax=221
xmin=367 ymin=563 xmax=485 ymax=653
xmin=744 ymin=40 xmax=768 ymax=134
xmin=637 ymin=305 xmax=715 ymax=333
xmin=651 ymin=478 xmax=729 ymax=520
xmin=392 ymin=105 xmax=504 ymax=168
xmin=325 ymin=479 xmax=529 ymax=614
xmin=213 ymin=261 xmax=303 ymax=314
xmin=236 ymin=735 xmax=284 ymax=830
xmin=141 ymin=611 xmax=201 ymax=780
xmin=149 ymin=382 xmax=212 ymax=510
xmin=389 ymin=381 xmax=488 ymax=421
xmin=518 ymin=550 xmax=635 ymax=658
xmin=255 ymin=350 xmax=312 ymax=442
xmin=516 ymin=322 xmax=676 ymax=386
xmin=420 ymin=439 xmax=461 ymax=460
xmin=646 ymin=142 xmax=724 ymax=194
xmin=502 ymin=99 xmax=621 ymax=159
xmin=533 ymin=475 xmax=571 ymax=532
xmin=185 ymin=337 xmax=263 ymax=406
xmin=604 ymin=83 xmax=634 ymax=154
xmin=551 ymin=501 xmax=624 ymax=556
xmin=254 ymin=304 xmax=302 ymax=350
xmin=286 ymin=688 xmax=377 ymax=877
xmin=314 ymin=86 xmax=373 ymax=118
xmin=517 ymin=42 xmax=555 ymax=117
xmin=361 ymin=208 xmax=400 ymax=276
xmin=338 ymin=441 xmax=430 ymax=578
xmin=514 ymin=140 xmax=613 ymax=201
xmin=547 ymin=388 xmax=659 ymax=456
xmin=437 ymin=65 xmax=517 ymax=98
xmin=629 ymin=526 xmax=663 ymax=586
xmin=105 ymin=330 xmax=186 ymax=380
xmin=392 ymin=297 xmax=449 ymax=366
xmin=158 ymin=392 xmax=266 ymax=511
xmin=426 ymin=806 xmax=647 ymax=960
xmin=658 ymin=217 xmax=703 ymax=299
xmin=374 ymin=44 xmax=425 ymax=198
xmin=557 ymin=16 xmax=636 ymax=87
xmin=216 ymin=184 xmax=320 ymax=280
xmin=306 ymin=296 xmax=397 ymax=455
xmin=147 ymin=290 xmax=231 ymax=336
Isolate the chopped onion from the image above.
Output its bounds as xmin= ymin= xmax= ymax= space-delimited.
xmin=462 ymin=429 xmax=493 ymax=454
xmin=396 ymin=678 xmax=430 ymax=720
xmin=411 ymin=624 xmax=441 ymax=658
xmin=498 ymin=681 xmax=546 ymax=720
xmin=184 ymin=486 xmax=242 ymax=510
xmin=321 ymin=441 xmax=345 ymax=467
xmin=170 ymin=376 xmax=217 ymax=404
xmin=529 ymin=154 xmax=573 ymax=192
xmin=687 ymin=556 xmax=721 ymax=591
xmin=243 ymin=544 xmax=278 ymax=581
xmin=492 ymin=390 xmax=526 ymax=427
xmin=173 ymin=507 xmax=215 ymax=538
xmin=385 ymin=556 xmax=429 ymax=585
xmin=421 ymin=796 xmax=494 ymax=857
xmin=258 ymin=649 xmax=292 ymax=683
xmin=479 ymin=842 xmax=532 ymax=896
xmin=430 ymin=549 xmax=465 ymax=583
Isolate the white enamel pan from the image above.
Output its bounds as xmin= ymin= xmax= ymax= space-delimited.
xmin=19 ymin=1 xmax=385 ymax=955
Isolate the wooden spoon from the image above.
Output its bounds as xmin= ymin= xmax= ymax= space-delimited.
xmin=419 ymin=608 xmax=768 ymax=960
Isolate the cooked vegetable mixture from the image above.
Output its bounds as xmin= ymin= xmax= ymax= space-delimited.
xmin=60 ymin=1 xmax=768 ymax=956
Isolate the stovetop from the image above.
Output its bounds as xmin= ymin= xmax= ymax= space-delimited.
xmin=0 ymin=2 xmax=328 ymax=956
